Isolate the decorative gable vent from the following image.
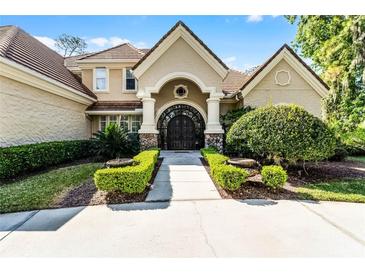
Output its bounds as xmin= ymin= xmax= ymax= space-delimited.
xmin=174 ymin=84 xmax=189 ymax=98
xmin=275 ymin=70 xmax=291 ymax=86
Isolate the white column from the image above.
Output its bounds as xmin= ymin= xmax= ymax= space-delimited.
xmin=205 ymin=97 xmax=224 ymax=134
xmin=138 ymin=97 xmax=159 ymax=134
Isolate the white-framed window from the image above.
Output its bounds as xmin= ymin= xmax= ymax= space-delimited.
xmin=109 ymin=115 xmax=118 ymax=125
xmin=120 ymin=115 xmax=129 ymax=132
xmin=99 ymin=115 xmax=142 ymax=133
xmin=123 ymin=68 xmax=137 ymax=92
xmin=94 ymin=67 xmax=108 ymax=91
xmin=131 ymin=115 xmax=142 ymax=133
xmin=100 ymin=116 xmax=107 ymax=131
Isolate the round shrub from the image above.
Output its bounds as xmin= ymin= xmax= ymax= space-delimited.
xmin=226 ymin=105 xmax=336 ymax=164
xmin=261 ymin=165 xmax=288 ymax=189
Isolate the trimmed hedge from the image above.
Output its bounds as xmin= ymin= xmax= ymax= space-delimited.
xmin=226 ymin=104 xmax=337 ymax=164
xmin=201 ymin=148 xmax=249 ymax=191
xmin=94 ymin=149 xmax=159 ymax=194
xmin=0 ymin=140 xmax=94 ymax=180
xmin=261 ymin=165 xmax=288 ymax=189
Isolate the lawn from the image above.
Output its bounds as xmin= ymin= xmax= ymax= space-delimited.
xmin=0 ymin=163 xmax=102 ymax=213
xmin=347 ymin=155 xmax=365 ymax=164
xmin=297 ymin=179 xmax=365 ymax=203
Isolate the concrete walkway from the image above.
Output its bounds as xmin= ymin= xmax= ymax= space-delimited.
xmin=146 ymin=150 xmax=221 ymax=201
xmin=0 ymin=200 xmax=364 ymax=257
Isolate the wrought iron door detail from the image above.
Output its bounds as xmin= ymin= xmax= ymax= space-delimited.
xmin=157 ymin=104 xmax=205 ymax=150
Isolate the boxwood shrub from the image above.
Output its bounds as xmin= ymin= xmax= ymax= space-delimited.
xmin=0 ymin=140 xmax=94 ymax=180
xmin=226 ymin=104 xmax=337 ymax=164
xmin=201 ymin=148 xmax=249 ymax=191
xmin=261 ymin=165 xmax=288 ymax=189
xmin=94 ymin=149 xmax=159 ymax=194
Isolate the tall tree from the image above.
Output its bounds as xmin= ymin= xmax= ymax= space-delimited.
xmin=55 ymin=34 xmax=87 ymax=57
xmin=286 ymin=16 xmax=365 ymax=131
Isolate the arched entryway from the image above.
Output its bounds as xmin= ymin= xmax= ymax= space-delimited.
xmin=157 ymin=104 xmax=205 ymax=150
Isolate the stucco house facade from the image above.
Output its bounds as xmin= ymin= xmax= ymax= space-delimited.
xmin=0 ymin=21 xmax=329 ymax=150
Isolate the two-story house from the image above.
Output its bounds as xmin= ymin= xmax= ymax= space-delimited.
xmin=0 ymin=21 xmax=329 ymax=149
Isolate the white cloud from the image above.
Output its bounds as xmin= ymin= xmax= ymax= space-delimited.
xmin=247 ymin=15 xmax=263 ymax=22
xmin=109 ymin=37 xmax=130 ymax=47
xmin=34 ymin=36 xmax=57 ymax=50
xmin=134 ymin=41 xmax=148 ymax=48
xmin=223 ymin=56 xmax=237 ymax=66
xmin=242 ymin=63 xmax=256 ymax=71
xmin=88 ymin=37 xmax=109 ymax=47
xmin=88 ymin=36 xmax=146 ymax=49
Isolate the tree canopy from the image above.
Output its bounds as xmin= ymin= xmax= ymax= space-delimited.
xmin=55 ymin=34 xmax=87 ymax=57
xmin=286 ymin=16 xmax=365 ymax=132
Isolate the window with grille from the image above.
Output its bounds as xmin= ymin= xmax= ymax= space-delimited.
xmin=99 ymin=115 xmax=142 ymax=133
xmin=95 ymin=68 xmax=107 ymax=91
xmin=120 ymin=115 xmax=129 ymax=132
xmin=125 ymin=68 xmax=136 ymax=91
xmin=131 ymin=115 xmax=142 ymax=133
xmin=100 ymin=116 xmax=107 ymax=131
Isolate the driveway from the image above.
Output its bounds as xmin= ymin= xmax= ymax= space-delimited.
xmin=0 ymin=199 xmax=364 ymax=257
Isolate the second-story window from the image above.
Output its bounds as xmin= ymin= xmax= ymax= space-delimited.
xmin=125 ymin=68 xmax=136 ymax=91
xmin=95 ymin=67 xmax=108 ymax=91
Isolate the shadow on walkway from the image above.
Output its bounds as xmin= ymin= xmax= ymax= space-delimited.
xmin=0 ymin=206 xmax=85 ymax=232
xmin=238 ymin=199 xmax=278 ymax=206
xmin=107 ymin=201 xmax=170 ymax=211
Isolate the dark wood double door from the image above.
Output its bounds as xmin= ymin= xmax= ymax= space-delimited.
xmin=167 ymin=115 xmax=196 ymax=150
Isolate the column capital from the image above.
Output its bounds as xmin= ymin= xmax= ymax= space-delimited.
xmin=141 ymin=97 xmax=156 ymax=103
xmin=206 ymin=97 xmax=221 ymax=103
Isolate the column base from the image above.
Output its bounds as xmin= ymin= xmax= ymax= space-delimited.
xmin=139 ymin=133 xmax=158 ymax=151
xmin=204 ymin=133 xmax=224 ymax=153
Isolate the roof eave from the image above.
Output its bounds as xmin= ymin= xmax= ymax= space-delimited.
xmin=0 ymin=56 xmax=97 ymax=105
xmin=133 ymin=21 xmax=228 ymax=79
xmin=239 ymin=44 xmax=329 ymax=99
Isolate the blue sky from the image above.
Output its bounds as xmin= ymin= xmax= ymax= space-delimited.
xmin=0 ymin=15 xmax=299 ymax=71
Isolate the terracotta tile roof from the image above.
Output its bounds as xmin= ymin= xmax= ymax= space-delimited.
xmin=0 ymin=25 xmax=96 ymax=99
xmin=139 ymin=48 xmax=150 ymax=54
xmin=239 ymin=44 xmax=329 ymax=91
xmin=79 ymin=43 xmax=147 ymax=60
xmin=133 ymin=21 xmax=228 ymax=71
xmin=86 ymin=101 xmax=143 ymax=111
xmin=222 ymin=69 xmax=250 ymax=94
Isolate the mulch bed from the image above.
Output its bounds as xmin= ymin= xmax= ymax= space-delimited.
xmin=55 ymin=157 xmax=163 ymax=208
xmin=200 ymin=157 xmax=365 ymax=200
xmin=287 ymin=160 xmax=365 ymax=185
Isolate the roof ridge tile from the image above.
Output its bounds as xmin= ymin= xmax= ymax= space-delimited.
xmin=0 ymin=26 xmax=19 ymax=57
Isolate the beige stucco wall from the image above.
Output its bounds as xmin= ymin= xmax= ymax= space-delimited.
xmin=81 ymin=63 xmax=139 ymax=101
xmin=244 ymin=59 xmax=324 ymax=117
xmin=138 ymin=38 xmax=223 ymax=91
xmin=0 ymin=76 xmax=91 ymax=147
xmin=152 ymin=79 xmax=209 ymax=117
xmin=220 ymin=101 xmax=239 ymax=116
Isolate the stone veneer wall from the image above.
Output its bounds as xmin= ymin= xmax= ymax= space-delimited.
xmin=139 ymin=133 xmax=158 ymax=150
xmin=204 ymin=133 xmax=224 ymax=153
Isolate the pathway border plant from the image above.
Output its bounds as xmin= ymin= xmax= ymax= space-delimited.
xmin=201 ymin=148 xmax=249 ymax=191
xmin=94 ymin=149 xmax=159 ymax=194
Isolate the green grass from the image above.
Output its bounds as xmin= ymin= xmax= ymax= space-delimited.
xmin=0 ymin=163 xmax=102 ymax=213
xmin=297 ymin=179 xmax=365 ymax=203
xmin=347 ymin=156 xmax=365 ymax=164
